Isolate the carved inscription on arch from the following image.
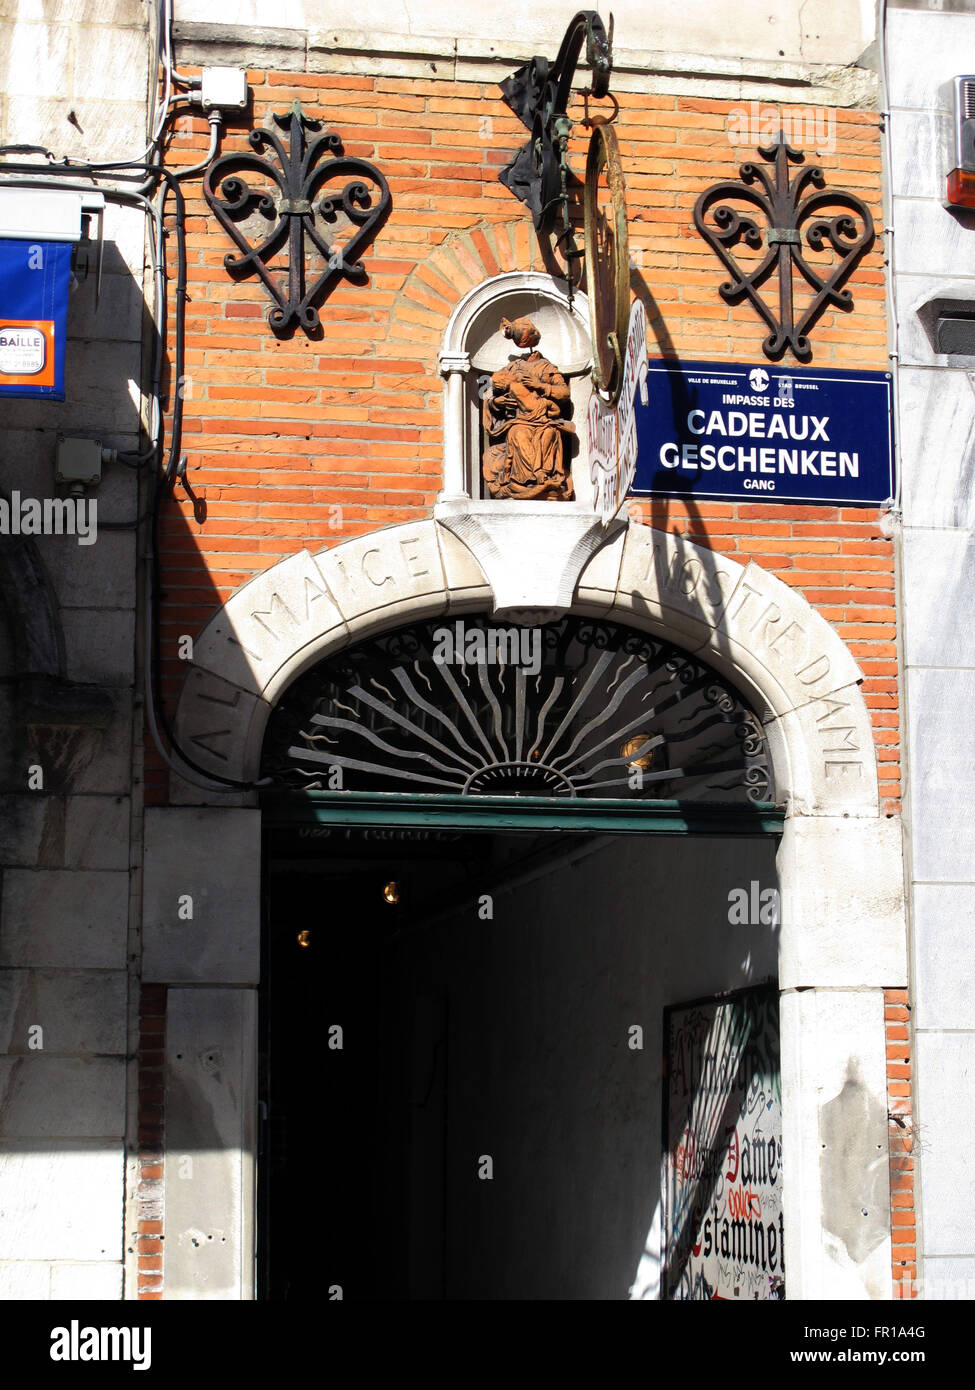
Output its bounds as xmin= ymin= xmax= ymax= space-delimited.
xmin=661 ymin=549 xmax=739 ymax=625
xmin=174 ymin=521 xmax=880 ymax=812
xmin=329 ymin=534 xmax=434 ymax=597
xmin=617 ymin=527 xmax=743 ymax=643
xmin=812 ymin=686 xmax=867 ymax=786
xmin=235 ymin=576 xmax=337 ymax=662
xmin=320 ymin=529 xmax=443 ymax=620
xmin=718 ymin=568 xmax=862 ymax=707
xmin=174 ymin=668 xmax=260 ymax=778
xmin=612 ymin=531 xmax=875 ymax=803
xmin=192 ymin=550 xmax=345 ymax=696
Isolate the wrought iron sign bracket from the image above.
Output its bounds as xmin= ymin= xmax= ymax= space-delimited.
xmin=693 ymin=134 xmax=875 ymax=362
xmin=203 ymin=100 xmax=391 ymax=337
xmin=497 ymin=10 xmax=613 ymax=253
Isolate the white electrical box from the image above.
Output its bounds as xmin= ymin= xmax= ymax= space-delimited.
xmin=0 ymin=188 xmax=105 ymax=242
xmin=201 ymin=68 xmax=248 ymax=112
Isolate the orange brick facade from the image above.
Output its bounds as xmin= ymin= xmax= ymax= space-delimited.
xmin=145 ymin=69 xmax=908 ymax=1299
xmin=136 ymin=985 xmax=166 ymax=1300
xmin=152 ymin=72 xmax=898 ymax=812
xmin=886 ymin=987 xmax=917 ymax=1299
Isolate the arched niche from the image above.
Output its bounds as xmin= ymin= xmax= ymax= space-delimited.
xmin=436 ymin=272 xmax=613 ymax=620
xmin=438 ymin=271 xmax=595 ymax=506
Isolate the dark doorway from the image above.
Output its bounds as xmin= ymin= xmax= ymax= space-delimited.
xmin=259 ymin=824 xmax=779 ymax=1300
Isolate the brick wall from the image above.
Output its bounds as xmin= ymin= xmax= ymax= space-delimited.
xmin=143 ymin=68 xmax=908 ymax=1296
xmin=148 ymin=72 xmax=897 ymax=811
xmin=136 ymin=985 xmax=166 ymax=1299
xmin=885 ymin=986 xmax=917 ymax=1299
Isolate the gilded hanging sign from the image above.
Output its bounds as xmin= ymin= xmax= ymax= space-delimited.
xmin=583 ymin=122 xmax=631 ymax=403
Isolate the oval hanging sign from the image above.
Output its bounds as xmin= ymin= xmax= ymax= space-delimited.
xmin=584 ymin=122 xmax=630 ymax=404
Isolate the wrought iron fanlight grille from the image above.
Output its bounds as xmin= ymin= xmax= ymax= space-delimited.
xmin=261 ymin=615 xmax=775 ymax=806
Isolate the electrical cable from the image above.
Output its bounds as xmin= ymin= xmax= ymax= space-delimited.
xmin=74 ymin=0 xmax=171 ymax=172
xmin=139 ymin=165 xmax=268 ymax=789
xmin=162 ymin=0 xmax=197 ymax=87
xmin=0 ymin=0 xmax=265 ymax=791
xmin=878 ymin=0 xmax=904 ymax=520
xmin=117 ymin=195 xmax=167 ymax=465
xmin=172 ymin=111 xmax=222 ymax=181
xmin=0 ymin=149 xmax=264 ymax=789
xmin=138 ymin=177 xmax=262 ymax=789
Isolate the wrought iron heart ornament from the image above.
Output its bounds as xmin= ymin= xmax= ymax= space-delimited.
xmin=203 ymin=101 xmax=391 ymax=336
xmin=693 ymin=135 xmax=875 ymax=362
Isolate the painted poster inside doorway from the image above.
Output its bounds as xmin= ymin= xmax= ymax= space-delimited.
xmin=663 ymin=985 xmax=783 ymax=1300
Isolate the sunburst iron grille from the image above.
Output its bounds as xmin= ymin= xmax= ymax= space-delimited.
xmin=260 ymin=616 xmax=775 ymax=805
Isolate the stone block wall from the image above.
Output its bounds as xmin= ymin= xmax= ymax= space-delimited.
xmin=888 ymin=0 xmax=975 ymax=1302
xmin=0 ymin=1 xmax=149 ymax=1301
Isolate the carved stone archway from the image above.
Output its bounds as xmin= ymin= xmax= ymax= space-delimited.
xmin=167 ymin=518 xmax=906 ymax=1301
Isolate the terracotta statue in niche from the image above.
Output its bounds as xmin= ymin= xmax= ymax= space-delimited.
xmin=481 ymin=316 xmax=576 ymax=500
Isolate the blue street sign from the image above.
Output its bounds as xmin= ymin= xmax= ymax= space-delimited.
xmin=0 ymin=239 xmax=73 ymax=401
xmin=631 ymin=359 xmax=894 ymax=507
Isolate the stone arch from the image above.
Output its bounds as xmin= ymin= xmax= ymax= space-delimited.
xmin=172 ymin=516 xmax=906 ymax=1300
xmin=175 ymin=518 xmax=876 ymax=819
xmin=441 ymin=269 xmax=592 ymax=364
xmin=393 ymin=216 xmax=559 ymax=342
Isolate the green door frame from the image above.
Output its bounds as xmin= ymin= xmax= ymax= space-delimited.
xmin=261 ymin=788 xmax=785 ymax=836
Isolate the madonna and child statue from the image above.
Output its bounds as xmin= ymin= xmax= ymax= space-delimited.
xmin=481 ymin=316 xmax=576 ymax=500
